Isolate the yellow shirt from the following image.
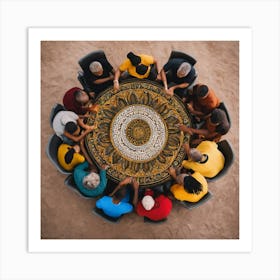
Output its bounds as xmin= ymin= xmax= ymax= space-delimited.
xmin=170 ymin=172 xmax=208 ymax=202
xmin=182 ymin=141 xmax=225 ymax=178
xmin=119 ymin=54 xmax=155 ymax=79
xmin=57 ymin=144 xmax=85 ymax=171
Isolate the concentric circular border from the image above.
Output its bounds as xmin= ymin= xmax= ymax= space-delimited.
xmin=85 ymin=78 xmax=193 ymax=187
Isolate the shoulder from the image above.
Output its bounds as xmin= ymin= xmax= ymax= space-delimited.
xmin=119 ymin=58 xmax=130 ymax=69
xmin=192 ymin=172 xmax=207 ymax=186
xmin=198 ymin=140 xmax=217 ymax=151
xmin=140 ymin=54 xmax=154 ymax=63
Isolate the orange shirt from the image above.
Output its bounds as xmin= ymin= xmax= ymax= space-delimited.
xmin=193 ymin=84 xmax=220 ymax=114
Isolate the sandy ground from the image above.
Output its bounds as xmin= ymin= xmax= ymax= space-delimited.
xmin=41 ymin=41 xmax=239 ymax=239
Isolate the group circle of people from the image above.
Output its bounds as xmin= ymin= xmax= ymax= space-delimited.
xmin=50 ymin=50 xmax=231 ymax=222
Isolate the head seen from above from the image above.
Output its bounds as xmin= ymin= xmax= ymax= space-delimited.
xmin=83 ymin=172 xmax=100 ymax=189
xmin=65 ymin=121 xmax=80 ymax=136
xmin=183 ymin=175 xmax=203 ymax=195
xmin=141 ymin=195 xmax=155 ymax=211
xmin=74 ymin=89 xmax=89 ymax=105
xmin=127 ymin=52 xmax=141 ymax=66
xmin=196 ymin=85 xmax=209 ymax=99
xmin=177 ymin=62 xmax=191 ymax=78
xmin=89 ymin=61 xmax=103 ymax=76
xmin=189 ymin=148 xmax=203 ymax=162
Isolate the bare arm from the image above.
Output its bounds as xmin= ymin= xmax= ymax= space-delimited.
xmin=170 ymin=82 xmax=189 ymax=91
xmin=132 ymin=178 xmax=140 ymax=208
xmin=153 ymin=59 xmax=160 ymax=75
xmin=178 ymin=124 xmax=219 ymax=139
xmin=77 ymin=118 xmax=96 ymax=130
xmin=63 ymin=127 xmax=94 ymax=143
xmin=109 ymin=177 xmax=132 ymax=196
xmin=79 ymin=138 xmax=94 ymax=166
xmin=113 ymin=69 xmax=121 ymax=91
xmin=160 ymin=69 xmax=168 ymax=90
xmin=93 ymin=73 xmax=114 ymax=85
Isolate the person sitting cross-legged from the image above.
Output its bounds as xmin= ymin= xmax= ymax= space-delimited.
xmin=177 ymin=108 xmax=230 ymax=145
xmin=73 ymin=137 xmax=108 ymax=198
xmin=180 ymin=142 xmax=225 ymax=179
xmin=95 ymin=177 xmax=139 ymax=219
xmin=113 ymin=52 xmax=159 ymax=91
xmin=63 ymin=87 xmax=99 ymax=115
xmin=86 ymin=60 xmax=115 ymax=95
xmin=168 ymin=167 xmax=208 ymax=203
xmin=52 ymin=110 xmax=96 ymax=145
xmin=186 ymin=84 xmax=220 ymax=118
xmin=136 ymin=188 xmax=172 ymax=222
xmin=57 ymin=143 xmax=85 ymax=172
xmin=159 ymin=57 xmax=197 ymax=98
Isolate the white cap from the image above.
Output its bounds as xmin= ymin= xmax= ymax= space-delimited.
xmin=142 ymin=195 xmax=155 ymax=211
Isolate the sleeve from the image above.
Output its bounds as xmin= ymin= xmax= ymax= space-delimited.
xmin=73 ymin=153 xmax=85 ymax=164
xmin=119 ymin=59 xmax=130 ymax=72
xmin=73 ymin=161 xmax=89 ymax=190
xmin=61 ymin=111 xmax=79 ymax=125
xmin=163 ymin=61 xmax=170 ymax=72
xmin=75 ymin=161 xmax=89 ymax=172
xmin=142 ymin=55 xmax=154 ymax=65
xmin=91 ymin=169 xmax=107 ymax=196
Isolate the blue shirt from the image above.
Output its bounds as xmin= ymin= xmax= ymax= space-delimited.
xmin=73 ymin=161 xmax=107 ymax=197
xmin=95 ymin=193 xmax=133 ymax=218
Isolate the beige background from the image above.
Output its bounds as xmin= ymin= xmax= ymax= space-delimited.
xmin=41 ymin=41 xmax=239 ymax=239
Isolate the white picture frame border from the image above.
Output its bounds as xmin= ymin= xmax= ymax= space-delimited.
xmin=28 ymin=27 xmax=252 ymax=253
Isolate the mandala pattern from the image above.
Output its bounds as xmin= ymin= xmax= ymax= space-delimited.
xmin=111 ymin=105 xmax=167 ymax=162
xmin=85 ymin=79 xmax=192 ymax=187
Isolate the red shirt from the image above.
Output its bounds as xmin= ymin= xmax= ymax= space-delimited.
xmin=63 ymin=87 xmax=88 ymax=115
xmin=136 ymin=190 xmax=172 ymax=221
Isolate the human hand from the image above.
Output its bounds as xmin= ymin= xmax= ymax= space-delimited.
xmin=168 ymin=167 xmax=176 ymax=177
xmin=87 ymin=124 xmax=96 ymax=132
xmin=121 ymin=176 xmax=133 ymax=186
xmin=101 ymin=164 xmax=109 ymax=170
xmin=132 ymin=178 xmax=139 ymax=189
xmin=186 ymin=103 xmax=193 ymax=110
xmin=113 ymin=80 xmax=119 ymax=92
xmin=156 ymin=73 xmax=162 ymax=81
xmin=89 ymin=91 xmax=95 ymax=99
xmin=88 ymin=104 xmax=99 ymax=113
xmin=165 ymin=88 xmax=174 ymax=96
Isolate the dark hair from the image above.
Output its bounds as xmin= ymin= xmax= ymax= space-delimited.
xmin=64 ymin=148 xmax=75 ymax=164
xmin=210 ymin=109 xmax=226 ymax=124
xmin=65 ymin=121 xmax=78 ymax=134
xmin=197 ymin=85 xmax=209 ymax=98
xmin=136 ymin=64 xmax=148 ymax=75
xmin=216 ymin=121 xmax=230 ymax=135
xmin=114 ymin=188 xmax=126 ymax=200
xmin=127 ymin=52 xmax=141 ymax=66
xmin=73 ymin=89 xmax=82 ymax=99
xmin=183 ymin=176 xmax=203 ymax=194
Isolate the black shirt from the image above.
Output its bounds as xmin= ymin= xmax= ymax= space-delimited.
xmin=84 ymin=58 xmax=114 ymax=93
xmin=163 ymin=58 xmax=196 ymax=85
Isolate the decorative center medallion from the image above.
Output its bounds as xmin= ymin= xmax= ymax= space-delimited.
xmin=126 ymin=119 xmax=151 ymax=146
xmin=111 ymin=105 xmax=167 ymax=162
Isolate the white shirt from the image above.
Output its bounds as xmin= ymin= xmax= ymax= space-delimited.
xmin=52 ymin=111 xmax=79 ymax=138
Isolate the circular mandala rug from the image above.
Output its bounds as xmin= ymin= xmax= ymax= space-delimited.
xmin=85 ymin=79 xmax=192 ymax=187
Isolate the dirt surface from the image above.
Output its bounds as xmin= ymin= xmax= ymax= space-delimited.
xmin=41 ymin=41 xmax=239 ymax=239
